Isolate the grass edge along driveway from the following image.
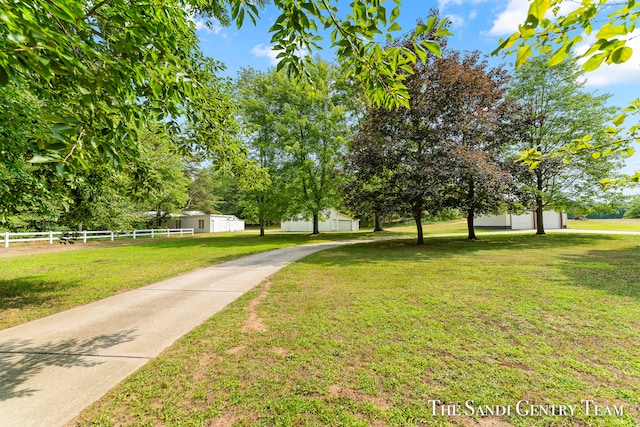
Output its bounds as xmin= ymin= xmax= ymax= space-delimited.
xmin=0 ymin=231 xmax=403 ymax=331
xmin=72 ymin=233 xmax=640 ymax=427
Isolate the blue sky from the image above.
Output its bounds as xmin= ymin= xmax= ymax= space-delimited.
xmin=193 ymin=0 xmax=640 ymax=175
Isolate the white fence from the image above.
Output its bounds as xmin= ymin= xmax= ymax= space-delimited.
xmin=1 ymin=228 xmax=195 ymax=248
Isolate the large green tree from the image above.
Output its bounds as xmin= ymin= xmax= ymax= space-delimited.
xmin=235 ymin=67 xmax=291 ymax=236
xmin=235 ymin=60 xmax=354 ymax=235
xmin=129 ymin=127 xmax=191 ymax=227
xmin=429 ymin=51 xmax=517 ymax=240
xmin=507 ymin=55 xmax=625 ymax=234
xmin=276 ymin=60 xmax=351 ymax=234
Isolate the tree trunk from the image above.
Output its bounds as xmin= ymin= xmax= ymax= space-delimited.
xmin=535 ymin=198 xmax=545 ymax=235
xmin=155 ymin=206 xmax=162 ymax=228
xmin=259 ymin=217 xmax=265 ymax=237
xmin=373 ymin=211 xmax=384 ymax=232
xmin=535 ymin=169 xmax=545 ymax=235
xmin=312 ymin=212 xmax=320 ymax=235
xmin=467 ymin=178 xmax=477 ymax=240
xmin=467 ymin=208 xmax=477 ymax=240
xmin=413 ymin=205 xmax=424 ymax=245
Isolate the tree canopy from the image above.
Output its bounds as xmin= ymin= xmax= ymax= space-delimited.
xmin=0 ymin=0 xmax=450 ymax=174
xmin=507 ymin=54 xmax=626 ymax=234
xmin=235 ymin=60 xmax=353 ymax=235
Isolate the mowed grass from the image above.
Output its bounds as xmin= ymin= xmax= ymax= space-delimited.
xmin=385 ymin=219 xmax=469 ymax=234
xmin=568 ymin=219 xmax=640 ymax=232
xmin=73 ymin=233 xmax=640 ymax=426
xmin=0 ymin=231 xmax=394 ymax=330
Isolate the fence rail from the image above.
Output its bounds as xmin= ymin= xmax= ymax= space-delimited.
xmin=1 ymin=228 xmax=195 ymax=248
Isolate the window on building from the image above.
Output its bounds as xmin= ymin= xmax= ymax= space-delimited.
xmin=198 ymin=219 xmax=205 ymax=229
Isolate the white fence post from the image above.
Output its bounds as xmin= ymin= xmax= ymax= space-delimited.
xmin=167 ymin=229 xmax=170 ymax=237
xmin=110 ymin=231 xmax=114 ymax=241
xmin=83 ymin=231 xmax=87 ymax=243
xmin=151 ymin=229 xmax=155 ymax=238
xmin=49 ymin=231 xmax=53 ymax=245
xmin=4 ymin=232 xmax=8 ymax=248
xmin=133 ymin=230 xmax=137 ymax=240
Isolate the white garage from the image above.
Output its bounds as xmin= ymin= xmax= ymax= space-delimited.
xmin=167 ymin=211 xmax=245 ymax=233
xmin=281 ymin=208 xmax=359 ymax=232
xmin=474 ymin=210 xmax=567 ymax=230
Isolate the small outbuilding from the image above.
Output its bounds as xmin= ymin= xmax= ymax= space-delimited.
xmin=474 ymin=210 xmax=568 ymax=230
xmin=280 ymin=208 xmax=359 ymax=232
xmin=167 ymin=211 xmax=245 ymax=233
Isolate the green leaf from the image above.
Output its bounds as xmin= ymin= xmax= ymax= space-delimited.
xmin=52 ymin=123 xmax=74 ymax=134
xmin=29 ymin=155 xmax=57 ymax=164
xmin=388 ymin=22 xmax=402 ymax=32
xmin=390 ymin=6 xmax=400 ymax=22
xmin=592 ymin=151 xmax=601 ymax=160
xmin=422 ymin=41 xmax=441 ymax=57
xmin=613 ymin=114 xmax=627 ymax=126
xmin=582 ymin=52 xmax=607 ymax=71
xmin=0 ymin=64 xmax=8 ymax=85
xmin=516 ymin=45 xmax=532 ymax=67
xmin=236 ymin=8 xmax=245 ymax=29
xmin=596 ymin=23 xmax=627 ymax=39
xmin=527 ymin=0 xmax=550 ymax=24
xmin=491 ymin=33 xmax=519 ymax=56
xmin=611 ymin=46 xmax=633 ymax=64
xmin=548 ymin=45 xmax=569 ymax=66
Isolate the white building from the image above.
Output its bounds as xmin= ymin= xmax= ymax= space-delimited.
xmin=280 ymin=208 xmax=360 ymax=232
xmin=167 ymin=211 xmax=245 ymax=233
xmin=474 ymin=210 xmax=568 ymax=230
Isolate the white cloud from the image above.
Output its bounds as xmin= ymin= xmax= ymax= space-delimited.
xmin=193 ymin=18 xmax=223 ymax=35
xmin=250 ymin=43 xmax=310 ymax=66
xmin=487 ymin=0 xmax=528 ymax=37
xmin=186 ymin=8 xmax=223 ymax=35
xmin=487 ymin=0 xmax=582 ymax=37
xmin=576 ymin=30 xmax=640 ymax=87
xmin=447 ymin=14 xmax=466 ymax=28
xmin=250 ymin=44 xmax=280 ymax=65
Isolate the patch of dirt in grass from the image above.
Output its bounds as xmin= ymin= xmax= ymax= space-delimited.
xmin=242 ymin=281 xmax=271 ymax=333
xmin=454 ymin=416 xmax=514 ymax=426
xmin=0 ymin=239 xmax=141 ymax=257
xmin=209 ymin=410 xmax=239 ymax=427
xmin=328 ymin=384 xmax=390 ymax=410
xmin=224 ymin=345 xmax=246 ymax=355
xmin=270 ymin=346 xmax=288 ymax=357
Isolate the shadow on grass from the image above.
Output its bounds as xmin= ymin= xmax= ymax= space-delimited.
xmin=557 ymin=245 xmax=640 ymax=299
xmin=0 ymin=277 xmax=83 ymax=312
xmin=295 ymin=233 xmax=619 ymax=266
xmin=0 ymin=329 xmax=138 ymax=400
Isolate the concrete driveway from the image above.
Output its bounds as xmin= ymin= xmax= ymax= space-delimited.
xmin=0 ymin=238 xmax=393 ymax=427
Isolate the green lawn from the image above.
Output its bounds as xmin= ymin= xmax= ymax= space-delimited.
xmin=568 ymin=219 xmax=640 ymax=232
xmin=72 ymin=233 xmax=640 ymax=426
xmin=384 ymin=219 xmax=469 ymax=234
xmin=0 ymin=231 xmax=397 ymax=330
